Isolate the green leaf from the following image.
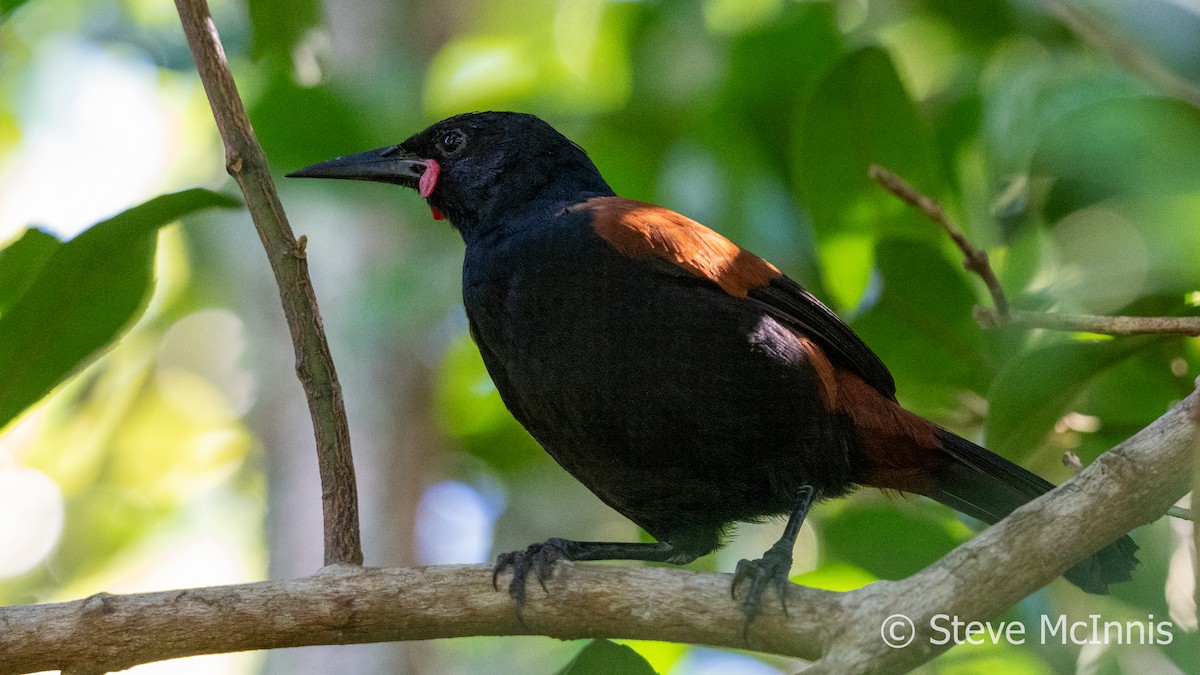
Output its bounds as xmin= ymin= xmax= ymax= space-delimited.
xmin=247 ymin=0 xmax=320 ymax=62
xmin=793 ymin=46 xmax=944 ymax=307
xmin=0 ymin=228 xmax=60 ymax=316
xmin=791 ymin=562 xmax=877 ymax=592
xmin=851 ymin=239 xmax=990 ymax=414
xmin=0 ymin=0 xmax=32 ymax=19
xmin=0 ymin=188 xmax=240 ymax=429
xmin=820 ymin=502 xmax=968 ymax=580
xmin=985 ymin=339 xmax=1150 ymax=461
xmin=556 ymin=640 xmax=658 ymax=675
xmin=1033 ymin=97 xmax=1200 ymax=217
xmin=924 ymin=0 xmax=1018 ymax=47
xmin=435 ymin=332 xmax=544 ymax=471
xmin=723 ymin=2 xmax=842 ymax=173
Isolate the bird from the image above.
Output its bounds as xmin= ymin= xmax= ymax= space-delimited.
xmin=288 ymin=111 xmax=1139 ymax=625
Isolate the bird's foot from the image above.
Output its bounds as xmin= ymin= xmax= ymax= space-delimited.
xmin=731 ymin=541 xmax=794 ymax=634
xmin=492 ymin=537 xmax=578 ymax=608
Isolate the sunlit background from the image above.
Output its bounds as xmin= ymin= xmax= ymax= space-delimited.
xmin=1 ymin=0 xmax=1199 ymax=673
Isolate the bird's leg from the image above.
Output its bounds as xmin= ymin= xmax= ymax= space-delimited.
xmin=731 ymin=484 xmax=816 ymax=630
xmin=493 ymin=539 xmax=693 ymax=608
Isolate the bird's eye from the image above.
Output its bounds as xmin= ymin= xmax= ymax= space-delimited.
xmin=439 ymin=131 xmax=465 ymax=155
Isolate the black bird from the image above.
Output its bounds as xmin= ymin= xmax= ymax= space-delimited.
xmin=289 ymin=111 xmax=1139 ymax=624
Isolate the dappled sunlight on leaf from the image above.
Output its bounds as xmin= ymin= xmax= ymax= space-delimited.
xmin=435 ymin=331 xmax=544 ymax=470
xmin=1049 ymin=206 xmax=1149 ymax=314
xmin=791 ymin=562 xmax=877 ymax=592
xmin=702 ymin=0 xmax=781 ymax=36
xmin=423 ymin=0 xmax=635 ymax=117
xmin=814 ymin=230 xmax=875 ymax=311
xmin=876 ymin=16 xmax=966 ymax=102
xmin=424 ymin=36 xmax=541 ymax=116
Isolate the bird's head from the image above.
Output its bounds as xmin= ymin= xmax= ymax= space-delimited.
xmin=288 ymin=111 xmax=612 ymax=236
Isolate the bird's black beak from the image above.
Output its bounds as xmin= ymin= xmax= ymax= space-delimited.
xmin=286 ymin=145 xmax=428 ymax=187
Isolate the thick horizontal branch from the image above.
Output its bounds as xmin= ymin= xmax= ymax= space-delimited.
xmin=3 ymin=385 xmax=1195 ymax=674
xmin=0 ymin=564 xmax=836 ymax=675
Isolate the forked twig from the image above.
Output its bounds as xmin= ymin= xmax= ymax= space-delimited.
xmin=869 ymin=164 xmax=1200 ymax=337
xmin=868 ymin=165 xmax=1009 ymax=318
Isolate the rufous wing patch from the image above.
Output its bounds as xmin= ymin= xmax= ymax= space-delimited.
xmin=834 ymin=369 xmax=946 ymax=493
xmin=576 ymin=196 xmax=781 ymax=298
xmin=792 ymin=333 xmax=946 ymax=494
xmin=795 ymin=333 xmax=839 ymax=410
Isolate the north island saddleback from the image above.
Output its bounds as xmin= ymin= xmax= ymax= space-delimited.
xmin=289 ymin=112 xmax=1138 ymax=628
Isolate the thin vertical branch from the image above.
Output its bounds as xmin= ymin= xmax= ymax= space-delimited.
xmin=174 ymin=0 xmax=362 ymax=565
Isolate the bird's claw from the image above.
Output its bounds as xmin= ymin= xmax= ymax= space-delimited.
xmin=730 ymin=544 xmax=794 ymax=636
xmin=492 ymin=538 xmax=576 ymax=608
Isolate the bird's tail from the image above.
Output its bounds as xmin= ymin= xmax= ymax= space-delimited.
xmin=926 ymin=429 xmax=1139 ymax=594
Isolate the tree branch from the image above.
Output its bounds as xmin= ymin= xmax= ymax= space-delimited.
xmin=1045 ymin=0 xmax=1200 ymax=110
xmin=810 ymin=382 xmax=1198 ymax=673
xmin=869 ymin=164 xmax=1200 ymax=337
xmin=868 ymin=165 xmax=1010 ymax=318
xmin=0 ymin=564 xmax=835 ymax=675
xmin=3 ymin=385 xmax=1193 ymax=674
xmin=975 ymin=308 xmax=1200 ymax=337
xmin=173 ymin=0 xmax=362 ymax=564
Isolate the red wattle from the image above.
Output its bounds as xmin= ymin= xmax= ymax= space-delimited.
xmin=420 ymin=159 xmax=440 ymax=198
xmin=430 ymin=206 xmax=446 ymax=220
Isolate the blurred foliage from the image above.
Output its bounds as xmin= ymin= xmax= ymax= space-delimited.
xmin=0 ymin=189 xmax=238 ymax=428
xmin=2 ymin=0 xmax=1200 ymax=673
xmin=556 ymin=639 xmax=658 ymax=675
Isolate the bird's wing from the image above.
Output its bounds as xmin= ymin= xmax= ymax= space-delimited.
xmin=747 ymin=275 xmax=896 ymax=398
xmin=574 ymin=195 xmax=896 ymax=399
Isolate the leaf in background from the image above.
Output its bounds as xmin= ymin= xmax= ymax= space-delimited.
xmin=251 ymin=77 xmax=377 ymax=171
xmin=723 ymin=1 xmax=842 ymax=174
xmin=924 ymin=0 xmax=1018 ymax=47
xmin=851 ymin=239 xmax=990 ymax=415
xmin=0 ymin=0 xmax=32 ymax=19
xmin=793 ymin=46 xmax=944 ymax=308
xmin=0 ymin=228 xmax=60 ymax=315
xmin=820 ymin=502 xmax=968 ymax=580
xmin=247 ymin=0 xmax=319 ymax=62
xmin=435 ymin=332 xmax=544 ymax=471
xmin=1076 ymin=338 xmax=1194 ymax=459
xmin=556 ymin=639 xmax=658 ymax=675
xmin=1033 ymin=97 xmax=1200 ymax=218
xmin=791 ymin=562 xmax=877 ymax=592
xmin=985 ymin=338 xmax=1149 ymax=461
xmin=0 ymin=188 xmax=241 ymax=430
